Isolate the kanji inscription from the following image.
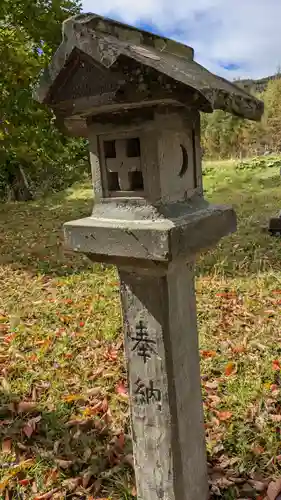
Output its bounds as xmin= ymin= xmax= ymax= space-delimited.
xmin=133 ymin=377 xmax=162 ymax=409
xmin=131 ymin=320 xmax=157 ymax=363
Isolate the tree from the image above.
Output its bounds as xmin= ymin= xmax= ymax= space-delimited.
xmin=201 ymin=78 xmax=281 ymax=159
xmin=0 ymin=0 xmax=87 ymax=201
xmin=263 ymin=79 xmax=281 ymax=152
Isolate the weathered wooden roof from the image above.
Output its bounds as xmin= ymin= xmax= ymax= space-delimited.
xmin=35 ymin=13 xmax=264 ymax=129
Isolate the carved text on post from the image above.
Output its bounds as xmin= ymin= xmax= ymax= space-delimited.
xmin=131 ymin=320 xmax=157 ymax=363
xmin=133 ymin=378 xmax=162 ymax=409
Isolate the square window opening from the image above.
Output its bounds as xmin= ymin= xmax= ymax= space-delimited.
xmin=108 ymin=171 xmax=120 ymax=191
xmin=104 ymin=140 xmax=116 ymax=158
xmin=129 ymin=170 xmax=144 ymax=191
xmin=126 ymin=138 xmax=141 ymax=157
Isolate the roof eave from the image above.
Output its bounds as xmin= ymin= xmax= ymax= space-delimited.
xmin=33 ymin=13 xmax=264 ymax=123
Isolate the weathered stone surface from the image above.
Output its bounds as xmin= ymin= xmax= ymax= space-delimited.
xmin=63 ymin=197 xmax=236 ymax=263
xmin=119 ymin=262 xmax=209 ymax=500
xmin=34 ymin=12 xmax=264 ymax=134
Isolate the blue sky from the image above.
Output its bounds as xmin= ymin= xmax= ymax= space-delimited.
xmin=81 ymin=0 xmax=281 ymax=80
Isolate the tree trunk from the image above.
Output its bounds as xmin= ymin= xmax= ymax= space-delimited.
xmin=7 ymin=164 xmax=33 ymax=201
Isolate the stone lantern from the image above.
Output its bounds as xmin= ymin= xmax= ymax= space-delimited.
xmin=35 ymin=13 xmax=263 ymax=500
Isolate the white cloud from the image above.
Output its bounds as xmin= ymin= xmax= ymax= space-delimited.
xmin=81 ymin=0 xmax=281 ymax=80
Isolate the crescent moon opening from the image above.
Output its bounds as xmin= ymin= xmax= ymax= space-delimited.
xmin=179 ymin=144 xmax=189 ymax=178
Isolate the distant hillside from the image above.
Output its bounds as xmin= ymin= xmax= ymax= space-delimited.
xmin=201 ymin=77 xmax=281 ymax=159
xmin=236 ymin=74 xmax=281 ymax=93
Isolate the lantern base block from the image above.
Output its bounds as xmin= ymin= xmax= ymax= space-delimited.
xmin=64 ymin=196 xmax=236 ymax=264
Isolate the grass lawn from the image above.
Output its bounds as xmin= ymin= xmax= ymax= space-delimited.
xmin=1 ymin=157 xmax=281 ymax=499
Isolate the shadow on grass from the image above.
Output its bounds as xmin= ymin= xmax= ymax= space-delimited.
xmin=0 ymin=184 xmax=95 ymax=277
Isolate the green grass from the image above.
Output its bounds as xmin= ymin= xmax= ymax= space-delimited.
xmin=1 ymin=160 xmax=281 ymax=498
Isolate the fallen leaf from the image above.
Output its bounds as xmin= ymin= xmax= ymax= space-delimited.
xmin=270 ymin=414 xmax=281 ymax=422
xmin=88 ymin=367 xmax=104 ymax=380
xmin=232 ymin=345 xmax=246 ymax=354
xmin=104 ymin=348 xmax=118 ymax=361
xmin=218 ymin=456 xmax=239 ymax=469
xmin=268 ymin=478 xmax=281 ymax=500
xmin=3 ymin=333 xmax=15 ymax=344
xmin=210 ymin=416 xmax=220 ymax=427
xmin=101 ymin=397 xmax=108 ymax=413
xmin=91 ymin=498 xmax=109 ymax=500
xmin=1 ymin=378 xmax=10 ymax=392
xmin=32 ymin=481 xmax=38 ymax=494
xmin=66 ymin=417 xmax=92 ymax=427
xmin=63 ymin=394 xmax=84 ymax=403
xmin=18 ymin=402 xmax=38 ymax=414
xmin=252 ymin=445 xmax=265 ymax=455
xmin=86 ymin=387 xmax=102 ymax=398
xmin=83 ymin=447 xmax=92 ymax=461
xmin=215 ymin=292 xmax=236 ymax=298
xmin=90 ymin=478 xmax=102 ymax=496
xmin=0 ymin=476 xmax=10 ymax=492
xmin=23 ymin=423 xmax=34 ymax=438
xmin=102 ymin=371 xmax=117 ymax=379
xmin=28 ymin=354 xmax=38 ymax=362
xmin=248 ymin=479 xmax=267 ymax=492
xmin=209 ymin=469 xmax=234 ymax=493
xmin=61 ymin=477 xmax=81 ymax=491
xmin=225 ymin=362 xmax=236 ymax=376
xmin=23 ymin=416 xmax=41 ymax=438
xmin=116 ymin=433 xmax=125 ymax=450
xmin=273 ymin=360 xmax=281 ymax=371
xmin=208 ymin=395 xmax=221 ymax=407
xmin=33 ymin=488 xmax=59 ymax=499
xmin=116 ymin=382 xmax=128 ymax=396
xmin=265 ymin=310 xmax=276 ymax=316
xmin=45 ymin=468 xmax=59 ymax=487
xmin=55 ymin=459 xmax=73 ymax=469
xmin=83 ymin=402 xmax=102 ymax=417
xmin=82 ymin=471 xmax=92 ymax=489
xmin=201 ymin=350 xmax=217 ymax=358
xmin=217 ymin=411 xmax=233 ymax=421
xmin=2 ymin=438 xmax=12 ymax=454
xmin=19 ymin=478 xmax=32 ymax=487
xmin=205 ymin=380 xmax=219 ymax=390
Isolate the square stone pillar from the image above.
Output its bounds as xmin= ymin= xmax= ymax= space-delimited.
xmin=119 ymin=262 xmax=208 ymax=500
